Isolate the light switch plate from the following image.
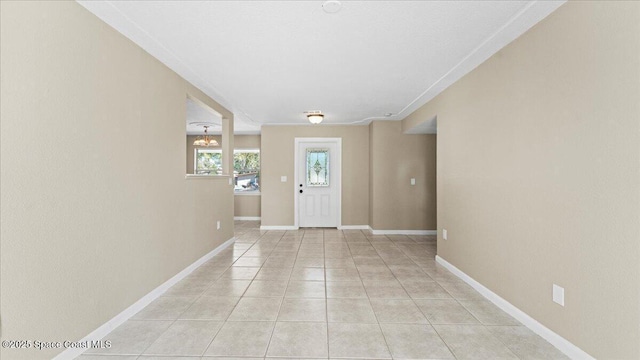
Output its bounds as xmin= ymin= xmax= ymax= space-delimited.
xmin=411 ymin=178 xmax=416 ymax=185
xmin=216 ymin=221 xmax=221 ymax=230
xmin=442 ymin=229 xmax=448 ymax=240
xmin=281 ymin=176 xmax=287 ymax=182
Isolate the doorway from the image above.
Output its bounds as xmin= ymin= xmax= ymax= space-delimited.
xmin=294 ymin=138 xmax=342 ymax=228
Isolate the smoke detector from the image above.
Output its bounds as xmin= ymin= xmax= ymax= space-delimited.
xmin=323 ymin=1 xmax=342 ymax=14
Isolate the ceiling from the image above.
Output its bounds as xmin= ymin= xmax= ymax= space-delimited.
xmin=78 ymin=0 xmax=564 ymax=134
xmin=186 ymin=98 xmax=221 ymax=135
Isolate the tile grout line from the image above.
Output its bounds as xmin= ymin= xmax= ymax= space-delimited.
xmin=105 ymin=223 xmax=539 ymax=360
xmin=451 ymin=302 xmax=523 ymax=360
xmin=381 ymin=233 xmax=524 ymax=360
xmin=200 ymin=228 xmax=268 ymax=357
xmin=350 ymin=229 xmax=394 ymax=360
xmin=132 ymin=237 xmax=257 ymax=358
xmin=390 ymin=235 xmax=521 ymax=360
xmin=370 ymin=232 xmax=460 ymax=360
xmin=323 ymin=228 xmax=331 ymax=359
xmin=263 ymin=228 xmax=305 ymax=358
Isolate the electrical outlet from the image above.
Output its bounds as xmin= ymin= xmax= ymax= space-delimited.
xmin=442 ymin=229 xmax=447 ymax=240
xmin=553 ymin=284 xmax=564 ymax=306
xmin=281 ymin=176 xmax=287 ymax=182
xmin=410 ymin=178 xmax=416 ymax=185
xmin=216 ymin=221 xmax=221 ymax=230
xmin=228 ymin=178 xmax=232 ymax=186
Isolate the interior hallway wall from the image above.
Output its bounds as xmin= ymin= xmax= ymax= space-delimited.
xmin=0 ymin=2 xmax=234 ymax=359
xmin=403 ymin=2 xmax=640 ymax=358
xmin=261 ymin=124 xmax=437 ymax=230
xmin=369 ymin=121 xmax=437 ymax=231
xmin=234 ymin=195 xmax=261 ymax=218
xmin=261 ymin=125 xmax=370 ymax=227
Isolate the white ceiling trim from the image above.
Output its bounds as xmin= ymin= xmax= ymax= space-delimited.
xmin=78 ymin=0 xmax=565 ymax=130
xmin=394 ymin=0 xmax=566 ymax=121
xmin=77 ymin=0 xmax=237 ymax=116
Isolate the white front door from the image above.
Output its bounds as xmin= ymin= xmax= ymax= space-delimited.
xmin=296 ymin=138 xmax=341 ymax=228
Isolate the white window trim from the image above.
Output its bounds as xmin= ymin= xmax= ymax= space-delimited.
xmin=234 ymin=192 xmax=261 ymax=196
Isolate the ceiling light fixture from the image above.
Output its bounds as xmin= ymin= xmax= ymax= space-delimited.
xmin=306 ymin=111 xmax=324 ymax=124
xmin=307 ymin=114 xmax=324 ymax=124
xmin=193 ymin=125 xmax=219 ymax=147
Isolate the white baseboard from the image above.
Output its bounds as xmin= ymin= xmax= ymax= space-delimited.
xmin=338 ymin=225 xmax=369 ymax=230
xmin=260 ymin=225 xmax=299 ymax=230
xmin=234 ymin=216 xmax=261 ymax=220
xmin=53 ymin=237 xmax=236 ymax=360
xmin=435 ymin=255 xmax=594 ymax=360
xmin=259 ymin=225 xmax=435 ymax=234
xmin=368 ymin=226 xmax=437 ymax=235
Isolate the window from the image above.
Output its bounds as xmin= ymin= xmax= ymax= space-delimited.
xmin=234 ymin=149 xmax=260 ymax=193
xmin=195 ymin=149 xmax=222 ymax=175
xmin=194 ymin=148 xmax=260 ymax=193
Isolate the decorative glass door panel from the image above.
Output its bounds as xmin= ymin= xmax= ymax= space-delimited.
xmin=306 ymin=148 xmax=329 ymax=187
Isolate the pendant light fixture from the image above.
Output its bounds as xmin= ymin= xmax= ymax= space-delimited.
xmin=193 ymin=125 xmax=219 ymax=147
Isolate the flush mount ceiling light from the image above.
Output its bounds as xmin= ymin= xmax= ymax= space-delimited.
xmin=193 ymin=125 xmax=219 ymax=147
xmin=307 ymin=114 xmax=324 ymax=124
xmin=305 ymin=111 xmax=324 ymax=124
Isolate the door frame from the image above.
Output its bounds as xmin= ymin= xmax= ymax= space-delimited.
xmin=294 ymin=137 xmax=342 ymax=228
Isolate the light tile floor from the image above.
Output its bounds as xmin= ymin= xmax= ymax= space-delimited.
xmin=79 ymin=221 xmax=568 ymax=360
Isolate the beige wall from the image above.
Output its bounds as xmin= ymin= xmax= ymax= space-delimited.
xmin=0 ymin=2 xmax=234 ymax=359
xmin=404 ymin=2 xmax=640 ymax=358
xmin=368 ymin=122 xmax=375 ymax=227
xmin=234 ymin=134 xmax=261 ymax=149
xmin=369 ymin=121 xmax=436 ymax=230
xmin=235 ymin=195 xmax=261 ymax=218
xmin=261 ymin=124 xmax=436 ymax=229
xmin=261 ymin=125 xmax=370 ymax=226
